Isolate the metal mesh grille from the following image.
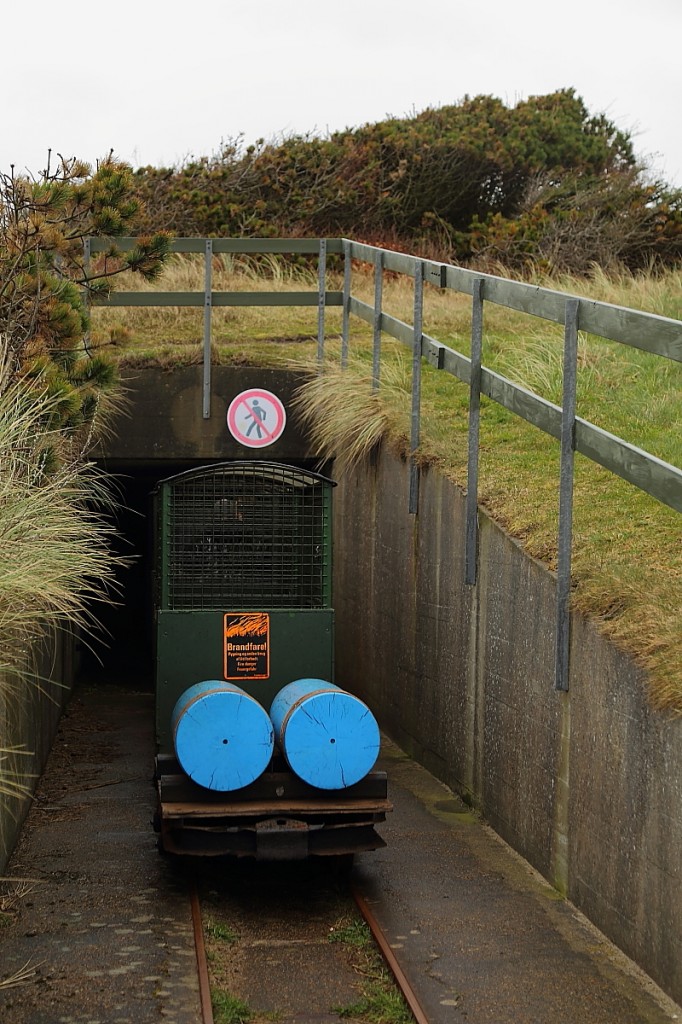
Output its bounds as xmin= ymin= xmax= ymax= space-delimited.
xmin=165 ymin=464 xmax=330 ymax=610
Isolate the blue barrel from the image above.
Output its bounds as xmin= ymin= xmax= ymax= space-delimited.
xmin=172 ymin=681 xmax=274 ymax=791
xmin=269 ymin=679 xmax=380 ymax=790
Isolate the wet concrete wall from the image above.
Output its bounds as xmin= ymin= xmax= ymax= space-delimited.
xmin=0 ymin=630 xmax=74 ymax=874
xmin=334 ymin=452 xmax=682 ymax=1005
xmin=95 ymin=365 xmax=315 ymax=466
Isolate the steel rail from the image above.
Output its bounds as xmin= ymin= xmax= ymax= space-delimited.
xmin=189 ymin=870 xmax=424 ymax=1024
xmin=351 ymin=882 xmax=430 ymax=1024
xmin=189 ymin=878 xmax=215 ymax=1024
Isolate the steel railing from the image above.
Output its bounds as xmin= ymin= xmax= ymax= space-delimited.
xmin=87 ymin=236 xmax=682 ymax=691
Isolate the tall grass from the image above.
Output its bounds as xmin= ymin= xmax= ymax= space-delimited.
xmin=91 ymin=253 xmax=323 ymax=363
xmin=0 ymin=340 xmax=124 ymax=804
xmin=0 ymin=349 xmax=122 ymax=658
xmin=292 ymin=355 xmax=412 ymax=472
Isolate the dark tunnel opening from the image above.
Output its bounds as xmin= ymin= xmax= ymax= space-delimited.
xmin=77 ymin=461 xmax=203 ymax=690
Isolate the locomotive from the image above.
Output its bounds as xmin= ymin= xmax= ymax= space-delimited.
xmin=152 ymin=460 xmax=390 ymax=858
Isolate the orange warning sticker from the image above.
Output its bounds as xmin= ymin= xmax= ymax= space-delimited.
xmin=224 ymin=612 xmax=270 ymax=681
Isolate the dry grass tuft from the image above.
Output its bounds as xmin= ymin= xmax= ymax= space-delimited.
xmin=0 ymin=878 xmax=37 ymax=913
xmin=0 ymin=338 xmax=127 ymax=804
xmin=0 ymin=959 xmax=44 ymax=990
xmin=291 ymin=355 xmax=411 ymax=471
xmin=0 ymin=345 xmax=124 ymax=666
xmin=0 ymin=747 xmax=35 ymax=803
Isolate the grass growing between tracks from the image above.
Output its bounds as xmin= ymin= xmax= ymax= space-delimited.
xmin=92 ymin=257 xmax=682 ymax=713
xmin=329 ymin=915 xmax=414 ymax=1024
xmin=211 ymin=991 xmax=253 ymax=1024
xmin=202 ymin=921 xmax=253 ymax=1024
xmin=203 ymin=916 xmax=254 ymax=1024
xmin=207 ymin=920 xmax=240 ymax=944
xmin=201 ymin=865 xmax=412 ymax=1024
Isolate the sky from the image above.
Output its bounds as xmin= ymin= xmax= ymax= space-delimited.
xmin=3 ymin=0 xmax=681 ymax=187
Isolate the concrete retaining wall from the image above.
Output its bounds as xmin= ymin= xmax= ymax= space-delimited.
xmin=94 ymin=366 xmax=315 ymax=467
xmin=334 ymin=452 xmax=682 ymax=1005
xmin=0 ymin=630 xmax=74 ymax=874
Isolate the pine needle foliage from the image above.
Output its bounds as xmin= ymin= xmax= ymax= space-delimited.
xmin=0 ymin=152 xmax=170 ymax=444
xmin=133 ymin=91 xmax=681 ymax=274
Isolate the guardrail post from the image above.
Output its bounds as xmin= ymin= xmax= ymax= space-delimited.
xmin=409 ymin=261 xmax=424 ymax=514
xmin=465 ymin=278 xmax=484 ymax=585
xmin=317 ymin=238 xmax=327 ymax=366
xmin=203 ymin=238 xmax=213 ymax=419
xmin=341 ymin=239 xmax=351 ymax=368
xmin=82 ymin=237 xmax=91 ymax=355
xmin=555 ymin=297 xmax=580 ymax=691
xmin=372 ymin=250 xmax=384 ymax=391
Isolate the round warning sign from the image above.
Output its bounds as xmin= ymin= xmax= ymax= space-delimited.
xmin=227 ymin=388 xmax=287 ymax=448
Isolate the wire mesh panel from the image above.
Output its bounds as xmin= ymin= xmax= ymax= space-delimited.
xmin=160 ymin=463 xmax=333 ymax=611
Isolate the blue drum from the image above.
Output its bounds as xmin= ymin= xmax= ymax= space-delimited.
xmin=270 ymin=679 xmax=380 ymax=790
xmin=172 ymin=681 xmax=274 ymax=791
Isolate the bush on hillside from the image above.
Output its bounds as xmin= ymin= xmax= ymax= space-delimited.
xmin=131 ymin=90 xmax=682 ymax=273
xmin=469 ymin=166 xmax=682 ymax=273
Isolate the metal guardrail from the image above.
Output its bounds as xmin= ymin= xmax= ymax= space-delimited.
xmin=87 ymin=236 xmax=682 ymax=691
xmin=85 ymin=237 xmax=343 ymax=418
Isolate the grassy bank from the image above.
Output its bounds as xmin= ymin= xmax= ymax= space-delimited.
xmin=90 ymin=256 xmax=682 ymax=713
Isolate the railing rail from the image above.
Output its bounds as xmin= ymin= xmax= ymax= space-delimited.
xmin=87 ymin=237 xmax=340 ymax=417
xmin=87 ymin=235 xmax=681 ymax=691
xmin=346 ymin=240 xmax=682 ymax=360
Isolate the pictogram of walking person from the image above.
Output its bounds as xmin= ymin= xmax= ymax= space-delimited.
xmin=245 ymin=399 xmax=266 ymax=438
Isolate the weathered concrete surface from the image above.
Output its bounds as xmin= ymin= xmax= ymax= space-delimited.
xmin=0 ymin=629 xmax=74 ymax=874
xmin=94 ymin=366 xmax=315 ymax=466
xmin=0 ymin=684 xmax=201 ymax=1024
xmin=358 ymin=738 xmax=679 ymax=1024
xmin=569 ymin=615 xmax=682 ymax=1007
xmin=476 ymin=515 xmax=567 ymax=886
xmin=2 ymin=684 xmax=678 ymax=1024
xmin=334 ymin=453 xmax=682 ymax=1005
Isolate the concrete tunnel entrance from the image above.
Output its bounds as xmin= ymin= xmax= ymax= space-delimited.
xmin=78 ymin=365 xmax=322 ymax=689
xmin=77 ymin=464 xmax=178 ymax=688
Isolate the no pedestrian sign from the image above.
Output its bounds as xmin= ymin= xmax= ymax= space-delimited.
xmin=226 ymin=388 xmax=286 ymax=448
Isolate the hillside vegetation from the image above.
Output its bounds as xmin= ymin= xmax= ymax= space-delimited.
xmin=132 ymin=90 xmax=682 ymax=274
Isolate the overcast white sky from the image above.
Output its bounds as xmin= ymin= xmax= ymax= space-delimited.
xmin=3 ymin=0 xmax=681 ymax=187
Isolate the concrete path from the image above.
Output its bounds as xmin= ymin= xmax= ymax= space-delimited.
xmin=1 ymin=685 xmax=679 ymax=1024
xmin=356 ymin=740 xmax=680 ymax=1023
xmin=0 ymin=685 xmax=201 ymax=1024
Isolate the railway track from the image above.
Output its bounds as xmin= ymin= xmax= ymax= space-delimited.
xmin=188 ymin=864 xmax=427 ymax=1024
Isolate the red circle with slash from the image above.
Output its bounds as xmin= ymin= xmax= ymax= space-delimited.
xmin=226 ymin=388 xmax=287 ymax=448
